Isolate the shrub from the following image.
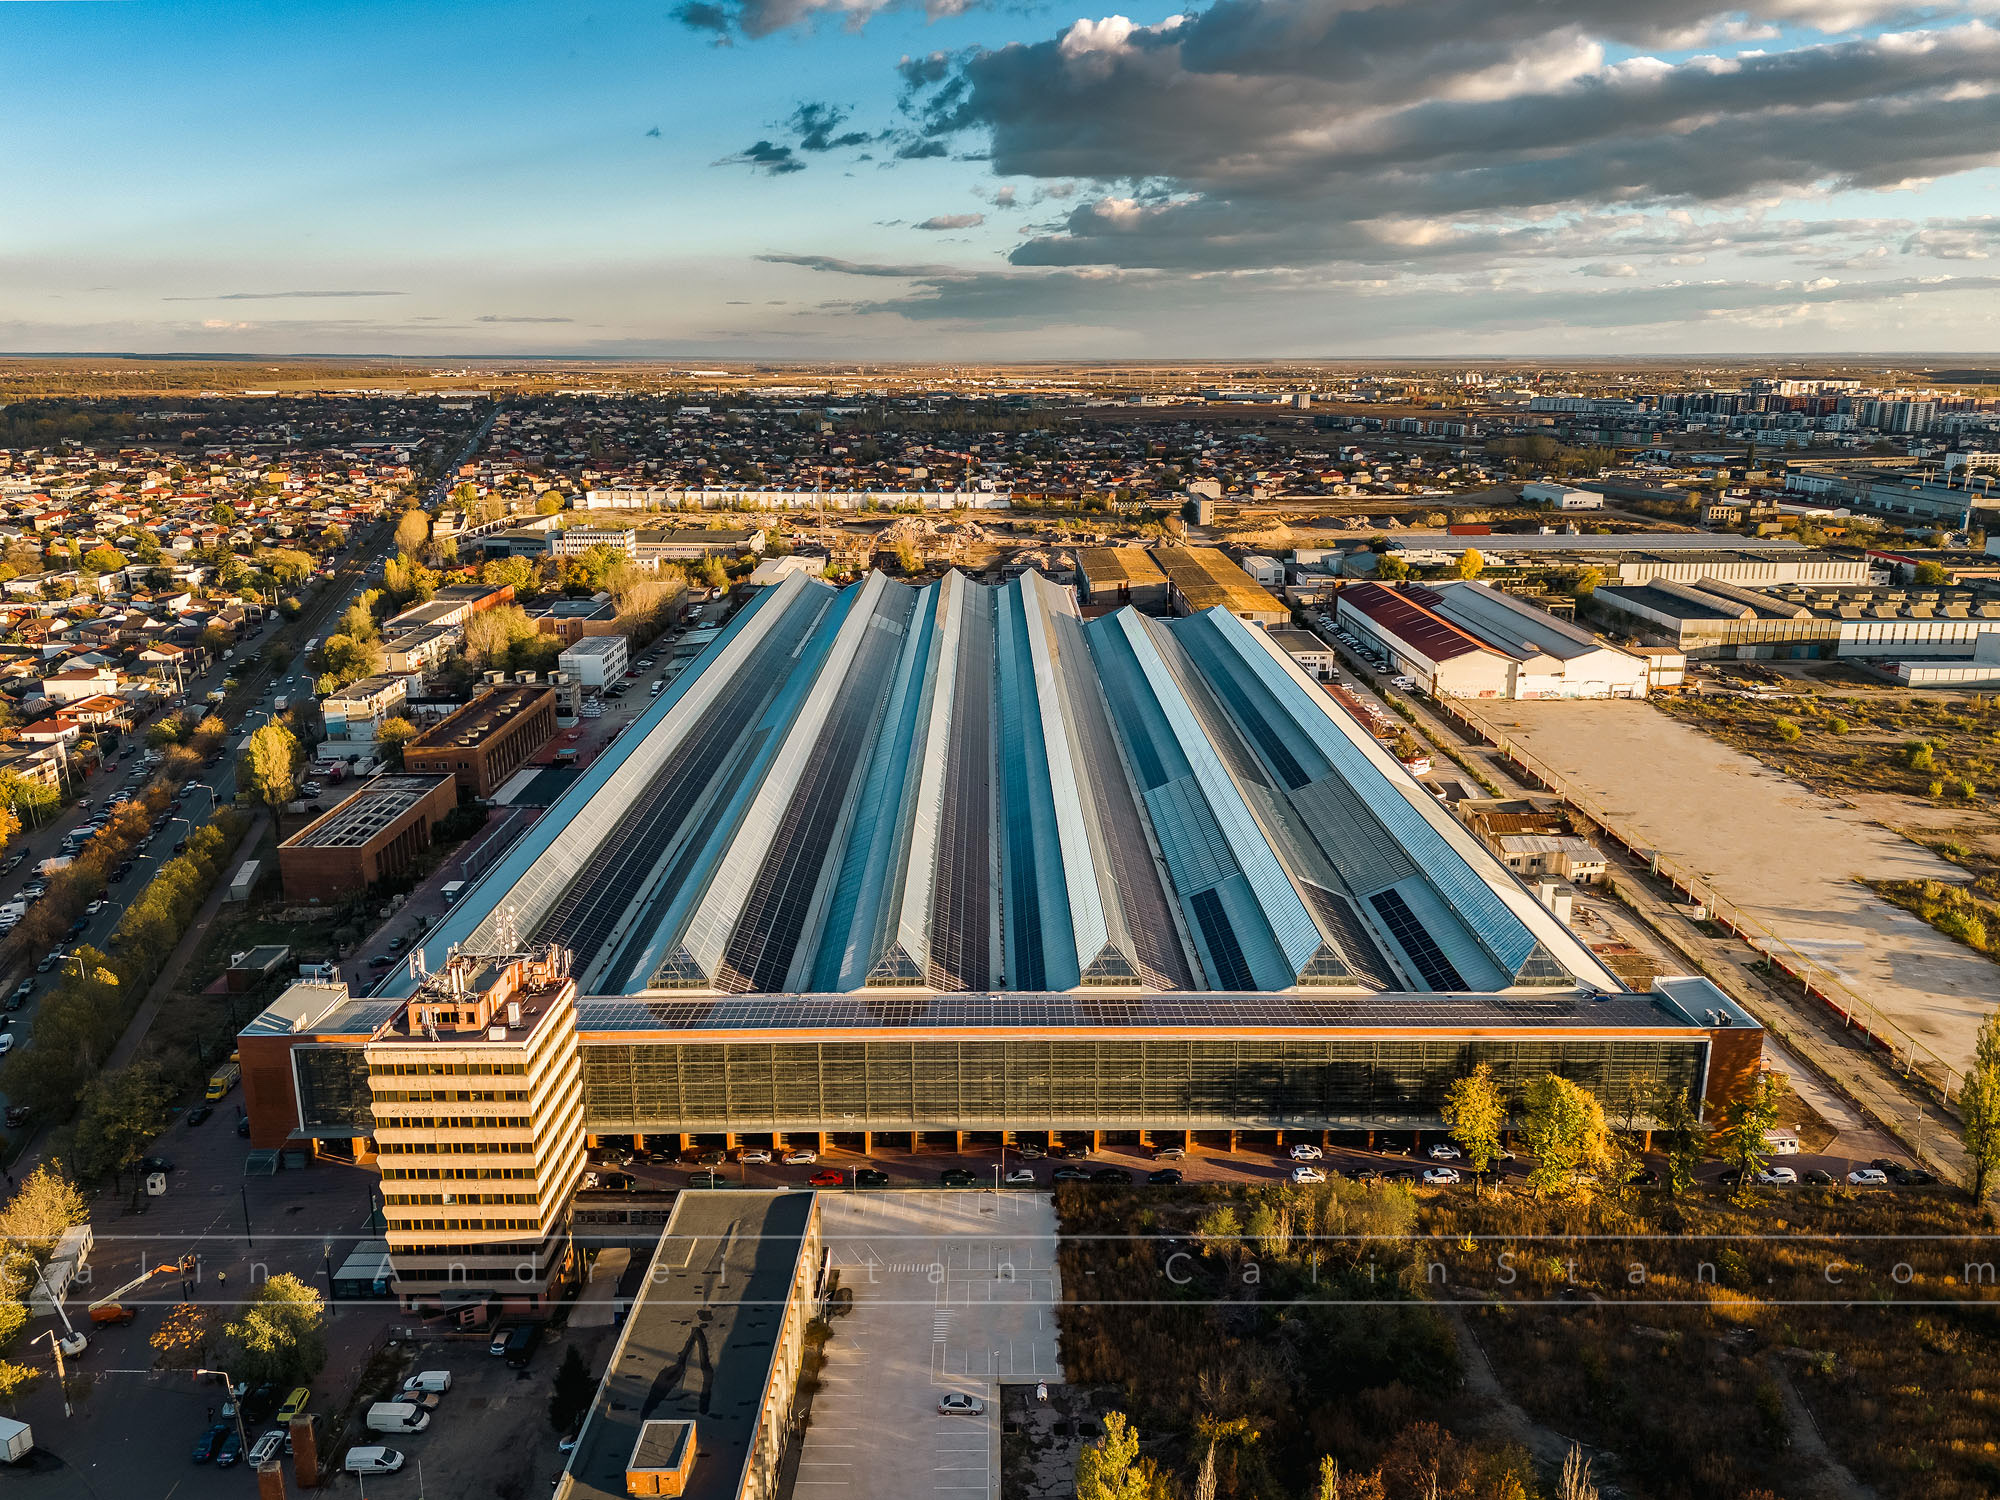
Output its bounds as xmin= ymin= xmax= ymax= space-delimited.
xmin=1774 ymin=718 xmax=1801 ymax=742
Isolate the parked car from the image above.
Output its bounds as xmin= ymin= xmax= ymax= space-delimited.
xmin=1288 ymin=1143 xmax=1323 ymax=1161
xmin=939 ymin=1168 xmax=977 ymax=1187
xmin=186 ymin=1106 xmax=213 ymax=1126
xmin=782 ymin=1148 xmax=818 ymax=1165
xmin=345 ymin=1447 xmax=406 ymax=1475
xmin=1015 ymin=1143 xmax=1045 ymax=1160
xmin=938 ymin=1393 xmax=985 ymax=1416
xmin=1421 ymin=1167 xmax=1462 ymax=1186
xmin=1148 ymin=1168 xmax=1184 ymax=1186
xmin=1848 ymin=1168 xmax=1890 ymax=1186
xmin=9 ymin=980 xmax=28 ymax=1003
xmin=1803 ymin=1169 xmax=1836 ymax=1186
xmin=807 ymin=1169 xmax=845 ymax=1187
xmin=1426 ymin=1144 xmax=1461 ymax=1160
xmin=736 ymin=1148 xmax=773 ymax=1165
xmin=692 ymin=1149 xmax=725 ymax=1167
xmin=1149 ymin=1145 xmax=1185 ymax=1160
xmin=1290 ymin=1165 xmax=1326 ymax=1184
xmin=1053 ymin=1166 xmax=1093 ymax=1183
xmin=141 ymin=1156 xmax=174 ymax=1174
xmin=1756 ymin=1166 xmax=1798 ymax=1186
xmin=1090 ymin=1167 xmax=1133 ymax=1184
xmin=191 ymin=1423 xmax=230 ymax=1463
xmin=215 ymin=1429 xmax=244 ymax=1467
xmin=1051 ymin=1142 xmax=1091 ymax=1159
xmin=247 ymin=1430 xmax=286 ymax=1467
xmin=1004 ymin=1168 xmax=1037 ymax=1185
xmin=402 ymin=1370 xmax=453 ymax=1396
xmin=3 ymin=1107 xmax=28 ymax=1128
xmin=686 ymin=1170 xmax=728 ymax=1188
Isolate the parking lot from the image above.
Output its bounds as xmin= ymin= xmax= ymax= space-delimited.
xmin=306 ymin=1324 xmax=615 ymax=1497
xmin=796 ymin=1191 xmax=1061 ymax=1500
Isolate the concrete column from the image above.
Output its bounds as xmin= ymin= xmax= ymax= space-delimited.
xmin=861 ymin=1131 xmax=872 ymax=1156
xmin=1227 ymin=1130 xmax=1238 ymax=1154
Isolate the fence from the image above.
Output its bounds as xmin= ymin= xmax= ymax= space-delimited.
xmin=1438 ymin=697 xmax=1965 ymax=1104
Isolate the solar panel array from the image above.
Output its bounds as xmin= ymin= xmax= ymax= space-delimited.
xmin=495 ymin=570 xmax=1606 ymax=1002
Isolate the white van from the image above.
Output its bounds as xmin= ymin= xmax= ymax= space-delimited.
xmin=364 ymin=1402 xmax=430 ymax=1434
xmin=401 ymin=1370 xmax=452 ymax=1395
xmin=346 ymin=1446 xmax=405 ymax=1474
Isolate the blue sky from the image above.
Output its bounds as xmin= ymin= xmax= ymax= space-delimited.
xmin=3 ymin=0 xmax=1999 ymax=356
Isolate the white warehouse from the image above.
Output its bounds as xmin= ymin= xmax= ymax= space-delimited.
xmin=1338 ymin=581 xmax=1649 ymax=700
xmin=558 ymin=634 xmax=629 ymax=689
xmin=1522 ymin=482 xmax=1604 ymax=510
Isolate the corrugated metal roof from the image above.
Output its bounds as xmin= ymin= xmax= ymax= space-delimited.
xmin=1341 ymin=582 xmax=1496 ymax=665
xmin=1075 ymin=547 xmax=1165 ymax=587
xmin=402 ymin=569 xmax=1623 ymax=1001
xmin=1152 ymin=546 xmax=1288 ymax=618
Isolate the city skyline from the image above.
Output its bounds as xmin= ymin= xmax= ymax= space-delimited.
xmin=4 ymin=0 xmax=2000 ymax=356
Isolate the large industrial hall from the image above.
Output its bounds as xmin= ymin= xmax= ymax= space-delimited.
xmin=244 ymin=569 xmax=1761 ymax=1308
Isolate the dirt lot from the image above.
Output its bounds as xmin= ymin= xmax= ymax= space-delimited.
xmin=1480 ymin=697 xmax=2000 ymax=1077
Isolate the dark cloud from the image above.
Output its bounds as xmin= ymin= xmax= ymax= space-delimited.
xmin=716 ymin=139 xmax=806 ymax=175
xmin=759 ymin=252 xmax=956 ymax=278
xmin=674 ymin=0 xmax=980 ymax=41
xmin=789 ymin=102 xmax=872 ymax=152
xmin=897 ymin=6 xmax=2000 ymax=276
xmin=894 ymin=138 xmax=950 ymax=160
xmin=916 ymin=213 xmax=985 ymax=230
xmin=162 ymin=290 xmax=407 ymax=301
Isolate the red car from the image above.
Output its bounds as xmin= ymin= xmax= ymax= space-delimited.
xmin=807 ymin=1169 xmax=845 ymax=1188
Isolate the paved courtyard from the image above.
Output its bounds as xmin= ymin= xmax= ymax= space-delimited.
xmin=798 ymin=1191 xmax=1062 ymax=1500
xmin=1483 ymin=698 xmax=2000 ymax=1075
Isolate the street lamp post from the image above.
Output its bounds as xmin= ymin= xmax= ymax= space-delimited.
xmin=193 ymin=1367 xmax=251 ymax=1465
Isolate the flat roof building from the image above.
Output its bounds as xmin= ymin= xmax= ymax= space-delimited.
xmin=321 ymin=673 xmax=410 ymax=743
xmin=277 ymin=773 xmax=457 ymax=901
xmin=1074 ymin=547 xmax=1168 ymax=613
xmin=1152 ymin=545 xmax=1290 ymax=627
xmin=558 ymin=1192 xmax=820 ymax=1500
xmin=560 ymin=634 xmax=629 ymax=689
xmin=531 ymin=596 xmax=622 ymax=644
xmin=404 ymin=683 xmax=558 ymax=798
xmin=1592 ymin=580 xmax=2000 ymax=659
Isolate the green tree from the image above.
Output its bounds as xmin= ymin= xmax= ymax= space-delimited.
xmin=210 ymin=502 xmax=237 ymax=526
xmin=244 ymin=722 xmax=300 ymax=814
xmin=82 ymin=546 xmax=126 ymax=575
xmin=383 ymin=551 xmax=437 ymax=603
xmin=549 ymin=1344 xmax=594 ymax=1435
xmin=1652 ymin=1082 xmax=1707 ymax=1196
xmin=1960 ymin=1056 xmax=2000 ymax=1202
xmin=1717 ymin=1069 xmax=1783 ymax=1196
xmin=0 ymin=1164 xmax=89 ymax=1255
xmin=481 ymin=556 xmax=539 ymax=598
xmin=73 ymin=1061 xmax=175 ymax=1188
xmin=464 ymin=603 xmax=543 ymax=667
xmin=1441 ymin=1062 xmax=1506 ymax=1176
xmin=536 ymin=492 xmax=565 ymax=515
xmin=222 ymin=1273 xmax=327 ymax=1387
xmin=1077 ymin=1412 xmax=1168 ymax=1500
xmin=1913 ymin=560 xmax=1949 ymax=586
xmin=1521 ymin=1074 xmax=1614 ymax=1199
xmin=1374 ymin=552 xmax=1408 ymax=582
xmin=394 ymin=510 xmax=431 ymax=554
xmin=377 ymin=717 xmax=418 ymax=770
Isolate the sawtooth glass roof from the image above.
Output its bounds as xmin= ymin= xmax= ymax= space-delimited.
xmin=404 ymin=570 xmax=1619 ymax=1000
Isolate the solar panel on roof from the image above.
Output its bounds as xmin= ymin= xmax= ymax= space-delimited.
xmin=1368 ymin=887 xmax=1467 ymax=992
